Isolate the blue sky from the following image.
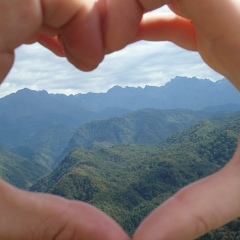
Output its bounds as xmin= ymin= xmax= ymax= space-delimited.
xmin=0 ymin=6 xmax=223 ymax=98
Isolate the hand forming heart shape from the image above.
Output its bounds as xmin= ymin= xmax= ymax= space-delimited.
xmin=1 ymin=0 xmax=240 ymax=239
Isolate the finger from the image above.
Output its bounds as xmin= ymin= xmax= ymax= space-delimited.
xmin=42 ymin=0 xmax=104 ymax=71
xmin=0 ymin=0 xmax=42 ymax=84
xmin=59 ymin=2 xmax=104 ymax=71
xmin=102 ymin=0 xmax=171 ymax=53
xmin=133 ymin=144 xmax=240 ymax=240
xmin=0 ymin=180 xmax=130 ymax=240
xmin=38 ymin=35 xmax=65 ymax=57
xmin=137 ymin=12 xmax=197 ymax=51
xmin=168 ymin=0 xmax=240 ymax=90
xmin=100 ymin=0 xmax=143 ymax=52
xmin=168 ymin=0 xmax=238 ymax=39
xmin=0 ymin=51 xmax=14 ymax=84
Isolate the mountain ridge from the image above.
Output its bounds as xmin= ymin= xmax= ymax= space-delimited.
xmin=0 ymin=77 xmax=239 ymax=239
xmin=1 ymin=76 xmax=238 ymax=164
xmin=59 ymin=108 xmax=226 ymax=162
xmin=31 ymin=111 xmax=240 ymax=238
xmin=2 ymin=77 xmax=240 ymax=112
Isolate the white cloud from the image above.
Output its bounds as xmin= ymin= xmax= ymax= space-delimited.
xmin=0 ymin=6 xmax=223 ymax=98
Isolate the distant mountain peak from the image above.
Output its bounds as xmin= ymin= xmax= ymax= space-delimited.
xmin=1 ymin=76 xmax=239 ymax=113
xmin=107 ymin=85 xmax=123 ymax=93
xmin=107 ymin=85 xmax=144 ymax=94
xmin=167 ymin=76 xmax=214 ymax=85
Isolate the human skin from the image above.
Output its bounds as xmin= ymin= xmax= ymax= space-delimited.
xmin=0 ymin=0 xmax=240 ymax=239
xmin=0 ymin=179 xmax=130 ymax=240
xmin=1 ymin=0 xmax=240 ymax=88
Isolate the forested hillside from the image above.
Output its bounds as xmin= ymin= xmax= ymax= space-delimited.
xmin=0 ymin=80 xmax=239 ymax=239
xmin=0 ymin=88 xmax=130 ymax=161
xmin=0 ymin=76 xmax=238 ymax=165
xmin=0 ymin=107 xmax=232 ymax=190
xmin=0 ymin=147 xmax=49 ymax=189
xmin=60 ymin=108 xmax=225 ymax=161
xmin=31 ymin=111 xmax=240 ymax=239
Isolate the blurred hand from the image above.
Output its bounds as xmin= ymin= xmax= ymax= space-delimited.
xmin=98 ymin=0 xmax=240 ymax=89
xmin=0 ymin=0 xmax=240 ymax=89
xmin=0 ymin=179 xmax=129 ymax=240
xmin=1 ymin=1 xmax=240 ymax=240
xmin=136 ymin=0 xmax=240 ymax=90
xmin=1 ymin=0 xmax=240 ymax=90
xmin=0 ymin=0 xmax=106 ymax=83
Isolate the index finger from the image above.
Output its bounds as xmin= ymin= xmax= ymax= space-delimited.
xmin=101 ymin=0 xmax=168 ymax=52
xmin=168 ymin=0 xmax=240 ymax=90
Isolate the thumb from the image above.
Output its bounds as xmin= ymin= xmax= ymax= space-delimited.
xmin=133 ymin=143 xmax=240 ymax=240
xmin=0 ymin=51 xmax=14 ymax=84
xmin=0 ymin=179 xmax=130 ymax=240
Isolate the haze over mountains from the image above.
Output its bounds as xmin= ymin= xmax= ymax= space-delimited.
xmin=2 ymin=76 xmax=239 ymax=113
xmin=0 ymin=76 xmax=240 ymax=239
xmin=72 ymin=76 xmax=239 ymax=111
xmin=60 ymin=109 xmax=222 ymax=160
xmin=31 ymin=111 xmax=240 ymax=238
xmin=0 ymin=76 xmax=238 ymax=165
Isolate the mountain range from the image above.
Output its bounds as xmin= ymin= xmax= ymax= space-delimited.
xmin=31 ymin=111 xmax=240 ymax=239
xmin=72 ymin=76 xmax=240 ymax=111
xmin=0 ymin=76 xmax=239 ymax=158
xmin=59 ymin=108 xmax=225 ymax=161
xmin=0 ymin=76 xmax=240 ymax=239
xmin=0 ymin=76 xmax=239 ymax=184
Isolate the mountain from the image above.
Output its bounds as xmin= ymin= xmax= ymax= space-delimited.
xmin=73 ymin=77 xmax=240 ymax=111
xmin=0 ymin=88 xmax=131 ymax=164
xmin=0 ymin=147 xmax=49 ymax=189
xmin=31 ymin=111 xmax=240 ymax=238
xmin=11 ymin=145 xmax=54 ymax=169
xmin=33 ymin=144 xmax=214 ymax=233
xmin=204 ymin=103 xmax=240 ymax=112
xmin=0 ymin=89 xmax=91 ymax=158
xmin=0 ymin=76 xmax=239 ymax=159
xmin=60 ymin=108 xmax=225 ymax=161
xmin=2 ymin=104 xmax=234 ymax=192
xmin=0 ymin=77 xmax=239 ymax=238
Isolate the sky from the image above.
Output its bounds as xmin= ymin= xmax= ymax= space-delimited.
xmin=0 ymin=6 xmax=223 ymax=98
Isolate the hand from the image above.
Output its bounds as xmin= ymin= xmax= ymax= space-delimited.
xmin=0 ymin=0 xmax=106 ymax=83
xmin=1 ymin=0 xmax=240 ymax=90
xmin=136 ymin=0 xmax=240 ymax=90
xmin=0 ymin=179 xmax=129 ymax=240
xmin=98 ymin=0 xmax=240 ymax=89
xmin=1 ymin=0 xmax=240 ymax=240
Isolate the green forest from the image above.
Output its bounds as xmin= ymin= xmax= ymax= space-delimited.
xmin=1 ymin=98 xmax=240 ymax=239
xmin=30 ymin=111 xmax=240 ymax=239
xmin=0 ymin=79 xmax=240 ymax=239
